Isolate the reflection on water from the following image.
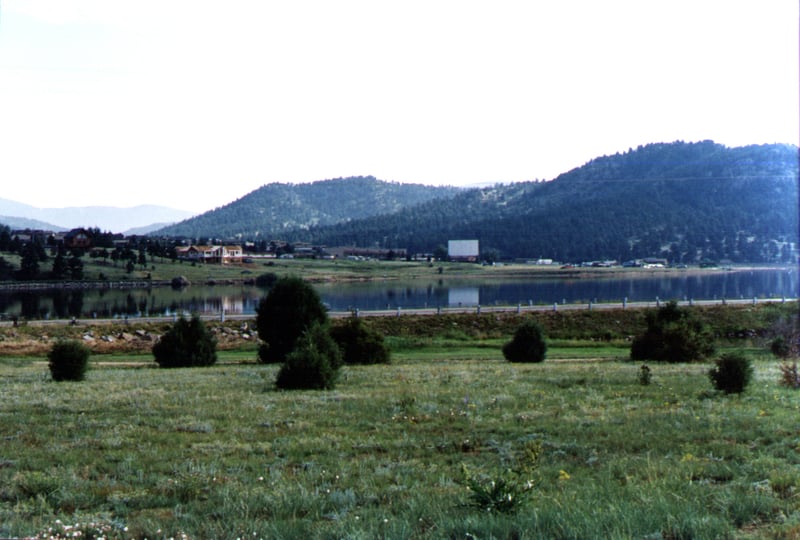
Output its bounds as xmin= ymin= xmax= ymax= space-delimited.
xmin=448 ymin=288 xmax=480 ymax=307
xmin=0 ymin=285 xmax=265 ymax=321
xmin=0 ymin=268 xmax=796 ymax=320
xmin=316 ymin=268 xmax=798 ymax=310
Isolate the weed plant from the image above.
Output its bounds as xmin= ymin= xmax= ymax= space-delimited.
xmin=638 ymin=364 xmax=652 ymax=385
xmin=778 ymin=361 xmax=800 ymax=388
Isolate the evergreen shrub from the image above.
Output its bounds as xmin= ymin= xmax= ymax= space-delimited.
xmin=503 ymin=319 xmax=547 ymax=363
xmin=276 ymin=323 xmax=342 ymax=390
xmin=708 ymin=352 xmax=753 ymax=394
xmin=330 ymin=317 xmax=391 ymax=365
xmin=48 ymin=340 xmax=91 ymax=381
xmin=770 ymin=336 xmax=791 ymax=359
xmin=256 ymin=276 xmax=328 ymax=364
xmin=152 ymin=315 xmax=217 ymax=368
xmin=630 ymin=301 xmax=715 ymax=362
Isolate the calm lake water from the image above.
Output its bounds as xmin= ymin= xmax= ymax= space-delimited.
xmin=0 ymin=267 xmax=796 ymax=320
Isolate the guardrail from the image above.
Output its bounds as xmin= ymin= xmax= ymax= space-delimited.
xmin=1 ymin=296 xmax=795 ymax=327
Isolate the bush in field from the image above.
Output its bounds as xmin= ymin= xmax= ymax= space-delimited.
xmin=708 ymin=352 xmax=753 ymax=394
xmin=638 ymin=364 xmax=652 ymax=386
xmin=48 ymin=340 xmax=91 ymax=381
xmin=770 ymin=336 xmax=792 ymax=359
xmin=152 ymin=315 xmax=217 ymax=368
xmin=256 ymin=276 xmax=328 ymax=364
xmin=275 ymin=323 xmax=342 ymax=390
xmin=767 ymin=312 xmax=798 ymax=359
xmin=503 ymin=319 xmax=547 ymax=363
xmin=330 ymin=317 xmax=391 ymax=365
xmin=630 ymin=300 xmax=715 ymax=363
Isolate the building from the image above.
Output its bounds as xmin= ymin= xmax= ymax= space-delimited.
xmin=177 ymin=245 xmax=243 ymax=264
xmin=63 ymin=228 xmax=93 ymax=250
xmin=448 ymin=239 xmax=479 ymax=262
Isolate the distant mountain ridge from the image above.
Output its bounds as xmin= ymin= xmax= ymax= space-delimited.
xmin=18 ymin=141 xmax=788 ymax=264
xmin=153 ymin=176 xmax=462 ymax=238
xmin=0 ymin=199 xmax=194 ymax=234
xmin=288 ymin=141 xmax=798 ymax=263
xmin=0 ymin=215 xmax=65 ymax=231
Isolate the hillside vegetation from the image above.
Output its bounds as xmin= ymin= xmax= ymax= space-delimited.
xmin=295 ymin=141 xmax=798 ymax=263
xmin=154 ymin=176 xmax=461 ymax=239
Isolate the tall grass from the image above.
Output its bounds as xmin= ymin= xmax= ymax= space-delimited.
xmin=1 ymin=346 xmax=798 ymax=538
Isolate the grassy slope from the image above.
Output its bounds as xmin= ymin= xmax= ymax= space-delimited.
xmin=1 ymin=304 xmax=798 ymax=538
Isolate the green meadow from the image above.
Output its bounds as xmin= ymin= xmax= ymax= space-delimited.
xmin=0 ymin=305 xmax=798 ymax=539
xmin=11 ymin=251 xmax=709 ymax=286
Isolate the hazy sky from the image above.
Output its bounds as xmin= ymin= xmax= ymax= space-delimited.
xmin=1 ymin=1 xmax=797 ymax=214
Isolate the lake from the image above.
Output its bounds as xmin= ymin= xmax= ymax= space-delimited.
xmin=0 ymin=267 xmax=795 ymax=321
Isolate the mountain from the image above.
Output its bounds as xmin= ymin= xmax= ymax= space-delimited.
xmin=152 ymin=176 xmax=462 ymax=239
xmin=0 ymin=199 xmax=194 ymax=233
xmin=0 ymin=215 xmax=66 ymax=231
xmin=291 ymin=141 xmax=798 ymax=263
xmin=123 ymin=223 xmax=180 ymax=236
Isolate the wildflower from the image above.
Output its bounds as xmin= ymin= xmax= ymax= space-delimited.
xmin=558 ymin=470 xmax=571 ymax=481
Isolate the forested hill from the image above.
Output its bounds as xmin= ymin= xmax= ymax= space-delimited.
xmin=292 ymin=141 xmax=799 ymax=263
xmin=153 ymin=176 xmax=461 ymax=239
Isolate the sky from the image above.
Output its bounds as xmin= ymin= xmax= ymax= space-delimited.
xmin=0 ymin=1 xmax=797 ymax=215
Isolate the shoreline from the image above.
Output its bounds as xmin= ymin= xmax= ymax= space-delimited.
xmin=305 ymin=263 xmax=796 ymax=283
xmin=0 ymin=263 xmax=794 ymax=290
xmin=0 ymin=297 xmax=795 ymax=357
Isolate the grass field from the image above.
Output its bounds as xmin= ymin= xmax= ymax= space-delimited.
xmin=1 ymin=322 xmax=798 ymax=539
xmin=29 ymin=255 xmax=499 ymax=285
xmin=7 ymin=252 xmax=759 ymax=287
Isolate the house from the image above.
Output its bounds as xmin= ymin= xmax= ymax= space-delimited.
xmin=12 ymin=229 xmax=54 ymax=245
xmin=178 ymin=245 xmax=243 ymax=264
xmin=222 ymin=245 xmax=243 ymax=263
xmin=642 ymin=257 xmax=668 ymax=268
xmin=64 ymin=228 xmax=93 ymax=250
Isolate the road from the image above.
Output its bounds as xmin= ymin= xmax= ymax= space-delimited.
xmin=2 ymin=296 xmax=795 ymax=327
